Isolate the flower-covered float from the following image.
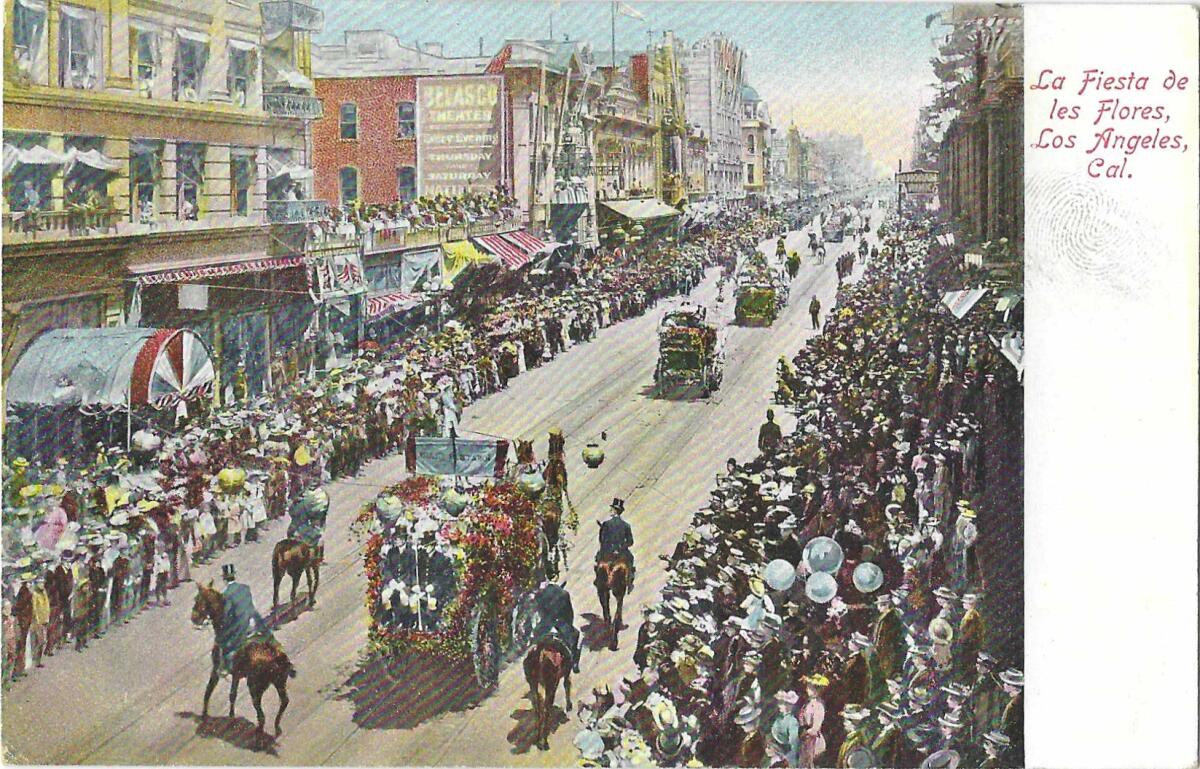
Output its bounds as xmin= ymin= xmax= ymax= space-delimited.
xmin=353 ymin=476 xmax=545 ymax=689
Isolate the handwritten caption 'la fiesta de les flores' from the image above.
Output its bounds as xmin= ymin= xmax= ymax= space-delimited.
xmin=1030 ymin=68 xmax=1191 ymax=179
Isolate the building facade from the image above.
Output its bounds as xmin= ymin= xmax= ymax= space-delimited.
xmin=740 ymin=84 xmax=769 ymax=199
xmin=682 ymin=33 xmax=745 ymax=203
xmin=3 ymin=0 xmax=323 ymax=397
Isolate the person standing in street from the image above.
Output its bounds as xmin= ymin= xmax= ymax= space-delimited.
xmin=758 ymin=409 xmax=783 ymax=454
xmin=809 ymin=295 xmax=822 ymax=330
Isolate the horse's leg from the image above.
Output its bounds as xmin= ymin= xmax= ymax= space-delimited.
xmin=229 ymin=674 xmax=240 ymax=719
xmin=305 ymin=564 xmax=314 ymax=607
xmin=202 ymin=659 xmax=220 ymax=720
xmin=274 ymin=677 xmax=289 ymax=736
xmin=290 ymin=569 xmax=298 ymax=604
xmin=311 ymin=562 xmax=320 ymax=605
xmin=249 ymin=679 xmax=268 ymax=734
xmin=612 ymin=591 xmax=625 ymax=651
xmin=529 ymin=676 xmax=543 ymax=750
xmin=541 ymin=671 xmax=555 ymax=750
xmin=563 ymin=669 xmax=573 ymax=712
xmin=597 ymin=580 xmax=610 ymax=626
xmin=272 ymin=559 xmax=282 ymax=610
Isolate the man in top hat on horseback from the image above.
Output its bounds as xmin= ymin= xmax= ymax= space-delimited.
xmin=216 ymin=564 xmax=274 ymax=676
xmin=532 ymin=580 xmax=582 ymax=674
xmin=597 ymin=498 xmax=635 ymax=590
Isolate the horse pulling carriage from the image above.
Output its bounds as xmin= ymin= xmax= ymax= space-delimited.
xmin=356 ymin=477 xmax=546 ymax=690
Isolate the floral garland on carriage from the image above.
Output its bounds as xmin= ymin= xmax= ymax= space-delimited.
xmin=354 ymin=477 xmax=543 ymax=662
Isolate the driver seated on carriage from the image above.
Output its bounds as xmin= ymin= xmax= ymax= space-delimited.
xmin=216 ymin=564 xmax=277 ymax=676
xmin=596 ymin=498 xmax=635 ymax=590
xmin=532 ymin=580 xmax=582 ymax=673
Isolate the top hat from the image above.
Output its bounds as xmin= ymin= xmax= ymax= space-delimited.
xmin=611 ymin=498 xmax=625 ymax=513
xmin=221 ymin=564 xmax=237 ymax=582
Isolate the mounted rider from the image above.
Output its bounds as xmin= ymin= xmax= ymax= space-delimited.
xmin=287 ymin=470 xmax=328 ymax=561
xmin=596 ymin=498 xmax=635 ymax=590
xmin=532 ymin=579 xmax=582 ymax=674
xmin=215 ymin=564 xmax=276 ymax=675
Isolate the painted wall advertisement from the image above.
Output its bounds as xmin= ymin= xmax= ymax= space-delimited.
xmin=416 ymin=76 xmax=504 ymax=197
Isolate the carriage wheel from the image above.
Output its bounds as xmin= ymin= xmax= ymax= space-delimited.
xmin=469 ymin=603 xmax=501 ymax=691
xmin=509 ymin=592 xmax=538 ymax=655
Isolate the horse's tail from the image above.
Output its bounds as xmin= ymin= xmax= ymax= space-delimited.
xmin=288 ymin=663 xmax=297 ymax=679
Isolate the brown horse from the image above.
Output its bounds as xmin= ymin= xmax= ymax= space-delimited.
xmin=538 ymin=483 xmax=565 ymax=578
xmin=190 ymin=583 xmax=295 ymax=736
xmin=271 ymin=539 xmax=321 ymax=610
xmin=594 ymin=555 xmax=629 ymax=651
xmin=522 ymin=638 xmax=572 ymax=751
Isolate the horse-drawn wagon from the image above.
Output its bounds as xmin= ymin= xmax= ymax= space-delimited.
xmin=654 ymin=306 xmax=724 ymax=396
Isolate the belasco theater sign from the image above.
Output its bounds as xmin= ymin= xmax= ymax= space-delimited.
xmin=416 ymin=76 xmax=504 ymax=197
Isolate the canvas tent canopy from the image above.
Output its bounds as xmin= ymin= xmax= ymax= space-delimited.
xmin=6 ymin=327 xmax=215 ymax=410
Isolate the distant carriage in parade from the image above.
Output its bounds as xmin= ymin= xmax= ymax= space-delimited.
xmin=356 ymin=476 xmax=546 ymax=690
xmin=654 ymin=305 xmax=725 ymax=397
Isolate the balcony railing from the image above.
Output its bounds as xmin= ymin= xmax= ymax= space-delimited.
xmin=2 ymin=209 xmax=121 ymax=242
xmin=263 ymin=92 xmax=323 ymax=120
xmin=266 ymin=199 xmax=330 ymax=224
xmin=260 ymin=0 xmax=324 ymax=32
xmin=362 ymin=213 xmax=519 ymax=254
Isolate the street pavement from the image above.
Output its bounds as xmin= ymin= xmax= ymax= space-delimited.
xmin=1 ymin=208 xmax=881 ymax=765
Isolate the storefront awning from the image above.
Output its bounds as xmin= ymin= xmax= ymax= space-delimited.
xmin=365 ymin=290 xmax=423 ymax=320
xmin=134 ymin=254 xmax=306 ymax=286
xmin=472 ymin=231 xmax=547 ymax=270
xmin=271 ymin=68 xmax=313 ymax=90
xmin=940 ymin=287 xmax=990 ymax=319
xmin=442 ymin=240 xmax=496 ymax=285
xmin=6 ymin=327 xmax=214 ymax=409
xmin=600 ymin=198 xmax=681 ymax=221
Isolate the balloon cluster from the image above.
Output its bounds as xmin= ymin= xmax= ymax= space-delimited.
xmin=759 ymin=536 xmax=885 ymax=605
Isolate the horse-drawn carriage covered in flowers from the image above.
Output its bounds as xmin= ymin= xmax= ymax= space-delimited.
xmin=354 ymin=476 xmax=546 ymax=690
xmin=654 ymin=306 xmax=724 ymax=396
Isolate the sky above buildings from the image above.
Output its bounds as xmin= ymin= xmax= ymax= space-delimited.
xmin=313 ymin=1 xmax=947 ymax=177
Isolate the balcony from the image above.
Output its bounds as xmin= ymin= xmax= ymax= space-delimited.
xmin=260 ymin=0 xmax=324 ymax=32
xmin=2 ymin=209 xmax=121 ymax=243
xmin=263 ymin=92 xmax=323 ymax=120
xmin=362 ymin=212 xmax=519 ymax=254
xmin=266 ymin=199 xmax=330 ymax=224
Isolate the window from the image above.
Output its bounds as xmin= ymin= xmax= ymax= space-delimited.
xmin=339 ymin=103 xmax=358 ymax=140
xmin=747 ymin=134 xmax=755 ymax=154
xmin=746 ymin=163 xmax=754 ymax=185
xmin=64 ymin=135 xmax=112 ymax=208
xmin=397 ymin=166 xmax=416 ymax=202
xmin=397 ymin=101 xmax=416 ymax=138
xmin=58 ymin=5 xmax=100 ymax=89
xmin=231 ymin=151 xmax=255 ymax=216
xmin=173 ymin=32 xmax=209 ymax=101
xmin=339 ymin=167 xmax=358 ymax=205
xmin=132 ymin=29 xmax=157 ymax=98
xmin=130 ymin=139 xmax=163 ymax=222
xmin=227 ymin=46 xmax=253 ymax=107
xmin=176 ymin=142 xmax=205 ymax=220
xmin=3 ymin=133 xmax=53 ymax=214
xmin=12 ymin=0 xmax=47 ymax=83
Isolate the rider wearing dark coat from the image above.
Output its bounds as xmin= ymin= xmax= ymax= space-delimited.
xmin=597 ymin=498 xmax=635 ymax=590
xmin=532 ymin=580 xmax=581 ymax=673
xmin=216 ymin=564 xmax=274 ymax=674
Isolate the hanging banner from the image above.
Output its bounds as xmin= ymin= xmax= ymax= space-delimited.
xmin=416 ymin=75 xmax=503 ymax=197
xmin=400 ymin=248 xmax=441 ymax=293
xmin=312 ymin=247 xmax=366 ymax=300
xmin=412 ymin=436 xmax=506 ymax=477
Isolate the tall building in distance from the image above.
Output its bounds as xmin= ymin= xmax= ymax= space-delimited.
xmin=682 ymin=33 xmax=746 ymax=204
xmin=739 ymin=83 xmax=770 ymax=201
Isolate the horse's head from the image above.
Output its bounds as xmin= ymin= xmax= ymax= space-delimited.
xmin=515 ymin=439 xmax=535 ymax=465
xmin=191 ymin=581 xmax=223 ymax=628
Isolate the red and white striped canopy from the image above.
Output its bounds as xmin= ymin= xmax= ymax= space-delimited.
xmin=472 ymin=231 xmax=547 ymax=270
xmin=131 ymin=329 xmax=216 ymax=408
xmin=365 ymin=291 xmax=423 ymax=320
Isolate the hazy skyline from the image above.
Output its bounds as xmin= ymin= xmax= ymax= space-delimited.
xmin=313 ymin=1 xmax=945 ymax=177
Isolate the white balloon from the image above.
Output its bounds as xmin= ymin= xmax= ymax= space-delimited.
xmin=803 ymin=536 xmax=844 ymax=573
xmin=852 ymin=562 xmax=884 ymax=593
xmin=763 ymin=559 xmax=797 ymax=591
xmin=805 ymin=571 xmax=838 ymax=604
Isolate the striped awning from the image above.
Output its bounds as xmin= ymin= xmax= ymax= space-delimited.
xmin=135 ymin=255 xmax=306 ymax=286
xmin=365 ymin=290 xmax=423 ymax=320
xmin=472 ymin=231 xmax=547 ymax=270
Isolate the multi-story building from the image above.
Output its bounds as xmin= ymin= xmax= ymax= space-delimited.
xmin=934 ymin=6 xmax=1023 ymax=246
xmin=740 ymin=84 xmax=769 ymax=200
xmin=3 ymin=0 xmax=323 ymax=397
xmin=786 ymin=124 xmax=815 ymax=194
xmin=682 ymin=33 xmax=745 ymax=204
xmin=767 ymin=127 xmax=790 ymax=197
xmin=684 ymin=127 xmax=709 ymax=201
xmin=593 ymin=53 xmax=657 ymax=203
xmin=488 ymin=38 xmax=603 ymax=246
xmin=648 ymin=32 xmax=688 ymax=207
